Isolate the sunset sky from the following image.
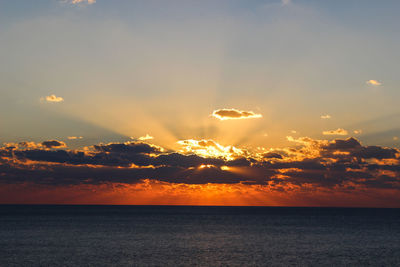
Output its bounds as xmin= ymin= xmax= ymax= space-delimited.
xmin=1 ymin=0 xmax=400 ymax=206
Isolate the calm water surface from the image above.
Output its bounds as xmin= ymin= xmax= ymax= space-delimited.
xmin=0 ymin=205 xmax=399 ymax=266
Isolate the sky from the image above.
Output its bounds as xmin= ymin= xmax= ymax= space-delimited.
xmin=0 ymin=0 xmax=400 ymax=206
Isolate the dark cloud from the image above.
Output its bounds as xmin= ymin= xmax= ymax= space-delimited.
xmin=323 ymin=137 xmax=361 ymax=151
xmin=93 ymin=142 xmax=161 ymax=154
xmin=41 ymin=140 xmax=66 ymax=149
xmin=321 ymin=137 xmax=398 ymax=160
xmin=263 ymin=152 xmax=283 ymax=159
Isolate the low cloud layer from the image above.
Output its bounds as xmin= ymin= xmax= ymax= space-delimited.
xmin=212 ymin=109 xmax=262 ymax=120
xmin=1 ymin=137 xmax=399 ymax=200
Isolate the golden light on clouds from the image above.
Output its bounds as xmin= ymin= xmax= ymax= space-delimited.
xmin=366 ymin=79 xmax=382 ymax=86
xmin=212 ymin=108 xmax=262 ymax=120
xmin=322 ymin=128 xmax=348 ymax=136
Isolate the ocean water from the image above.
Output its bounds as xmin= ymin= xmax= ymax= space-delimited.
xmin=0 ymin=205 xmax=399 ymax=266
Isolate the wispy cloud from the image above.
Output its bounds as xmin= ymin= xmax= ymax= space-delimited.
xmin=42 ymin=94 xmax=64 ymax=103
xmin=68 ymin=136 xmax=83 ymax=140
xmin=322 ymin=128 xmax=348 ymax=136
xmin=138 ymin=134 xmax=154 ymax=141
xmin=320 ymin=114 xmax=331 ymax=119
xmin=281 ymin=0 xmax=291 ymax=6
xmin=212 ymin=108 xmax=262 ymax=120
xmin=353 ymin=130 xmax=362 ymax=134
xmin=71 ymin=0 xmax=96 ymax=4
xmin=366 ymin=79 xmax=382 ymax=86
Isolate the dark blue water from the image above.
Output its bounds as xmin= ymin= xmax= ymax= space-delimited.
xmin=0 ymin=205 xmax=399 ymax=266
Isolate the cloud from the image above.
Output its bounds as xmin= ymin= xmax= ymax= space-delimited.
xmin=281 ymin=0 xmax=291 ymax=5
xmin=138 ymin=134 xmax=154 ymax=141
xmin=212 ymin=108 xmax=262 ymax=120
xmin=68 ymin=136 xmax=83 ymax=140
xmin=353 ymin=130 xmax=362 ymax=134
xmin=366 ymin=80 xmax=382 ymax=86
xmin=71 ymin=0 xmax=96 ymax=4
xmin=320 ymin=115 xmax=331 ymax=119
xmin=43 ymin=94 xmax=64 ymax=103
xmin=41 ymin=140 xmax=67 ymax=149
xmin=322 ymin=128 xmax=348 ymax=136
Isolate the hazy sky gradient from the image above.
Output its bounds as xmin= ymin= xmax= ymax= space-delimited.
xmin=1 ymin=0 xmax=400 ymax=206
xmin=1 ymin=0 xmax=400 ymax=149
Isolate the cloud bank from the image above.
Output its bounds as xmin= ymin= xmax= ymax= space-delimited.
xmin=1 ymin=137 xmax=399 ymax=199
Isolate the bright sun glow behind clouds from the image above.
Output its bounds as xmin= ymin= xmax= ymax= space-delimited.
xmin=177 ymin=139 xmax=244 ymax=160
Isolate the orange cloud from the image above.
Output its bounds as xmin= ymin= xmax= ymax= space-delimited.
xmin=212 ymin=108 xmax=262 ymax=120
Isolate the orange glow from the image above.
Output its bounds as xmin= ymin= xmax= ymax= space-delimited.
xmin=0 ymin=180 xmax=399 ymax=208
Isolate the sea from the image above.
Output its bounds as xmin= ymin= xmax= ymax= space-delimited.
xmin=0 ymin=205 xmax=399 ymax=266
